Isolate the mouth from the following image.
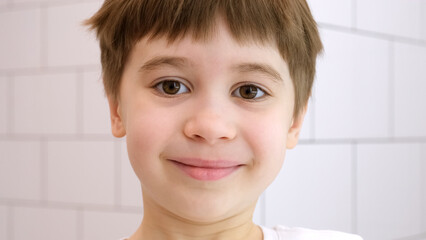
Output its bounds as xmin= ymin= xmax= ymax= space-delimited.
xmin=169 ymin=158 xmax=243 ymax=181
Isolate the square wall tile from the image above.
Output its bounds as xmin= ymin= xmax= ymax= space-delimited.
xmin=13 ymin=206 xmax=78 ymax=240
xmin=394 ymin=43 xmax=426 ymax=137
xmin=82 ymin=71 xmax=111 ymax=134
xmin=0 ymin=141 xmax=41 ymax=200
xmin=13 ymin=73 xmax=77 ymax=134
xmin=0 ymin=77 xmax=8 ymax=133
xmin=357 ymin=143 xmax=424 ymax=240
xmin=356 ymin=0 xmax=422 ymax=39
xmin=47 ymin=141 xmax=115 ymax=205
xmin=82 ymin=210 xmax=142 ymax=240
xmin=0 ymin=205 xmax=8 ymax=240
xmin=307 ymin=0 xmax=352 ymax=27
xmin=120 ymin=141 xmax=142 ymax=207
xmin=315 ymin=29 xmax=391 ymax=139
xmin=265 ymin=144 xmax=353 ymax=233
xmin=0 ymin=8 xmax=41 ymax=69
xmin=47 ymin=2 xmax=101 ymax=66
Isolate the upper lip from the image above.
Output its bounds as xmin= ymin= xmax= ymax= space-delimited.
xmin=169 ymin=158 xmax=243 ymax=168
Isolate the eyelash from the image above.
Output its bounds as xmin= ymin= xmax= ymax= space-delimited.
xmin=152 ymin=79 xmax=269 ymax=100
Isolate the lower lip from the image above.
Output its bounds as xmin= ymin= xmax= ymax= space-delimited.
xmin=171 ymin=161 xmax=241 ymax=181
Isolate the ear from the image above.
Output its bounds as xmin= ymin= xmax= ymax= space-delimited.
xmin=107 ymin=96 xmax=126 ymax=138
xmin=286 ymin=104 xmax=308 ymax=149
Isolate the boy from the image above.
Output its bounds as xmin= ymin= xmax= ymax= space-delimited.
xmin=86 ymin=0 xmax=363 ymax=239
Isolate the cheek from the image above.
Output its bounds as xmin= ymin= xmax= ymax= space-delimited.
xmin=125 ymin=106 xmax=179 ymax=179
xmin=243 ymin=109 xmax=290 ymax=182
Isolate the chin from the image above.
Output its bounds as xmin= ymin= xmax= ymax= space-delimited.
xmin=169 ymin=192 xmax=253 ymax=224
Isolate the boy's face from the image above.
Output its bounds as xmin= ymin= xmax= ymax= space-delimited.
xmin=109 ymin=18 xmax=305 ymax=222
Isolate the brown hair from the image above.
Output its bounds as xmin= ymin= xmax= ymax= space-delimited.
xmin=85 ymin=0 xmax=323 ymax=118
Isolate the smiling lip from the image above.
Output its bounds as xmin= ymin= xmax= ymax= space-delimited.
xmin=169 ymin=158 xmax=243 ymax=181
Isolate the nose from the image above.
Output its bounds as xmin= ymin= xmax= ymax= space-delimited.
xmin=183 ymin=107 xmax=237 ymax=145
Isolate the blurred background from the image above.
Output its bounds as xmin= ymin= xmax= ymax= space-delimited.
xmin=0 ymin=0 xmax=425 ymax=239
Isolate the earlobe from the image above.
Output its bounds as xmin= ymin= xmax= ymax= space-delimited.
xmin=286 ymin=105 xmax=308 ymax=149
xmin=108 ymin=96 xmax=126 ymax=138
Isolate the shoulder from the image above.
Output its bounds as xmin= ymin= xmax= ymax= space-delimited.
xmin=261 ymin=225 xmax=363 ymax=240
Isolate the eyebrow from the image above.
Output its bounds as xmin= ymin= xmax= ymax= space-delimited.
xmin=139 ymin=56 xmax=283 ymax=83
xmin=233 ymin=63 xmax=283 ymax=83
xmin=139 ymin=56 xmax=190 ymax=72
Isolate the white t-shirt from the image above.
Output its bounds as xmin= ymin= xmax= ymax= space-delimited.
xmin=119 ymin=225 xmax=363 ymax=240
xmin=260 ymin=225 xmax=363 ymax=240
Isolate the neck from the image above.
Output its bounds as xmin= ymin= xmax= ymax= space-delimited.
xmin=129 ymin=195 xmax=263 ymax=240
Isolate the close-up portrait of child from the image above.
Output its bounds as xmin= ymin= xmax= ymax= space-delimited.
xmin=0 ymin=0 xmax=425 ymax=240
xmin=83 ymin=0 xmax=362 ymax=239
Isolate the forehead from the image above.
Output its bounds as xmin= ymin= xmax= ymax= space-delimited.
xmin=130 ymin=17 xmax=289 ymax=77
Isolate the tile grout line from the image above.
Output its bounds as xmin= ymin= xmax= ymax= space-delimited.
xmin=40 ymin=138 xmax=48 ymax=202
xmin=0 ymin=0 xmax=90 ymax=12
xmin=0 ymin=198 xmax=142 ymax=213
xmin=351 ymin=0 xmax=357 ymax=30
xmin=389 ymin=41 xmax=395 ymax=139
xmin=319 ymin=23 xmax=426 ymax=47
xmin=298 ymin=137 xmax=426 ymax=145
xmin=7 ymin=206 xmax=14 ymax=240
xmin=351 ymin=143 xmax=358 ymax=234
xmin=0 ymin=65 xmax=100 ymax=75
xmin=7 ymin=75 xmax=15 ymax=135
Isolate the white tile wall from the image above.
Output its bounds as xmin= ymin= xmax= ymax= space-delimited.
xmin=357 ymin=143 xmax=424 ymax=240
xmin=82 ymin=210 xmax=142 ymax=240
xmin=0 ymin=205 xmax=8 ymax=240
xmin=0 ymin=141 xmax=41 ymax=200
xmin=356 ymin=0 xmax=423 ymax=40
xmin=0 ymin=77 xmax=7 ymax=133
xmin=47 ymin=141 xmax=115 ymax=205
xmin=47 ymin=2 xmax=101 ymax=67
xmin=265 ymin=144 xmax=353 ymax=233
xmin=0 ymin=8 xmax=41 ymax=69
xmin=307 ymin=0 xmax=352 ymax=27
xmin=13 ymin=73 xmax=77 ymax=134
xmin=82 ymin=71 xmax=111 ymax=134
xmin=13 ymin=206 xmax=78 ymax=240
xmin=120 ymin=141 xmax=142 ymax=207
xmin=315 ymin=29 xmax=391 ymax=139
xmin=394 ymin=43 xmax=426 ymax=137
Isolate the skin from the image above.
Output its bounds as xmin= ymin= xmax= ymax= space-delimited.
xmin=108 ymin=17 xmax=307 ymax=240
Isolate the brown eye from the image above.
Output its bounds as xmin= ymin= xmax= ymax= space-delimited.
xmin=155 ymin=80 xmax=189 ymax=95
xmin=232 ymin=84 xmax=266 ymax=100
xmin=239 ymin=85 xmax=258 ymax=99
xmin=162 ymin=80 xmax=181 ymax=94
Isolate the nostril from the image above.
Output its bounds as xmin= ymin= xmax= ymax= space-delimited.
xmin=194 ymin=134 xmax=204 ymax=140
